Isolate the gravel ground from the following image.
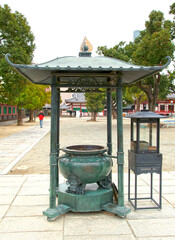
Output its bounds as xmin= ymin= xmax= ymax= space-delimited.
xmin=7 ymin=117 xmax=175 ymax=175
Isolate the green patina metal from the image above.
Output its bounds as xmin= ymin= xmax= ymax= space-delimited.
xmin=107 ymin=89 xmax=112 ymax=156
xmin=59 ymin=145 xmax=112 ymax=194
xmin=56 ymin=88 xmax=60 ymax=190
xmin=5 ymin=47 xmax=171 ymax=221
xmin=49 ymin=77 xmax=58 ymax=210
xmin=117 ymin=75 xmax=124 ymax=207
xmin=58 ymin=183 xmax=113 ymax=212
xmin=5 ymin=54 xmax=171 ymax=89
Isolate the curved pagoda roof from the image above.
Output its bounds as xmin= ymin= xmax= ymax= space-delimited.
xmin=60 ymin=103 xmax=70 ymax=110
xmin=5 ymin=53 xmax=171 ymax=89
xmin=125 ymin=110 xmax=166 ymax=119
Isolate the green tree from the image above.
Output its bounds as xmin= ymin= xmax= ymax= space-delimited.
xmin=16 ymin=82 xmax=51 ymax=122
xmin=97 ymin=41 xmax=135 ymax=62
xmin=132 ymin=10 xmax=175 ymax=111
xmin=124 ymin=86 xmax=147 ymax=111
xmin=98 ymin=42 xmax=137 ymax=116
xmin=97 ymin=8 xmax=175 ymax=112
xmin=85 ymin=92 xmax=105 ymax=121
xmin=0 ymin=4 xmax=35 ymax=125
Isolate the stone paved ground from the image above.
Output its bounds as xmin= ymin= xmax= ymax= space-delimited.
xmin=0 ymin=117 xmax=175 ymax=239
xmin=0 ymin=118 xmax=50 ymax=174
xmin=0 ymin=172 xmax=175 ymax=239
xmin=7 ymin=117 xmax=175 ymax=174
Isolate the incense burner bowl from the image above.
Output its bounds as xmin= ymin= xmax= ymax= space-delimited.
xmin=59 ymin=145 xmax=112 ymax=194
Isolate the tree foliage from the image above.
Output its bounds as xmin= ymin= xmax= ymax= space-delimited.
xmin=0 ymin=4 xmax=35 ymax=124
xmin=85 ymin=92 xmax=105 ymax=121
xmin=133 ymin=9 xmax=175 ymax=111
xmin=97 ymin=6 xmax=175 ymax=112
xmin=15 ymin=82 xmax=51 ymax=121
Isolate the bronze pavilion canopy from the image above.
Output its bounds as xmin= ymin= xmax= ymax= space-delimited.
xmin=5 ymin=53 xmax=171 ymax=90
xmin=5 ymin=49 xmax=171 ymax=220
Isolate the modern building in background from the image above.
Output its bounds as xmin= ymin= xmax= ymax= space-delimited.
xmin=133 ymin=30 xmax=140 ymax=41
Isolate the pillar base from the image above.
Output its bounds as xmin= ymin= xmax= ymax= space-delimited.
xmin=58 ymin=183 xmax=113 ymax=212
xmin=43 ymin=204 xmax=71 ymax=221
xmin=43 ymin=183 xmax=131 ymax=221
xmin=102 ymin=203 xmax=131 ymax=217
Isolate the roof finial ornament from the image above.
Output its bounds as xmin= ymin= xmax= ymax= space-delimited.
xmin=81 ymin=40 xmax=89 ymax=52
xmin=79 ymin=37 xmax=93 ymax=57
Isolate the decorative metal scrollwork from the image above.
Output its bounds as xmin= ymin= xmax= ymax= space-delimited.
xmin=64 ymin=77 xmax=106 ymax=87
xmin=66 ymin=87 xmax=105 ymax=93
xmin=75 ymin=77 xmax=104 ymax=86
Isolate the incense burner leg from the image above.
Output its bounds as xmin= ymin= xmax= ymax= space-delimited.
xmin=97 ymin=173 xmax=112 ymax=189
xmin=66 ymin=175 xmax=86 ymax=195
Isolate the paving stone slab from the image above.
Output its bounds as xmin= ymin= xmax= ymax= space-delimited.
xmin=22 ymin=180 xmax=49 ymax=187
xmin=127 ymin=185 xmax=158 ymax=194
xmin=0 ymin=195 xmax=15 ymax=205
xmin=12 ymin=195 xmax=49 ymax=206
xmin=64 ymin=216 xmax=132 ymax=236
xmin=64 ymin=211 xmax=122 ymax=219
xmin=0 ymin=205 xmax=9 ymax=221
xmin=128 ymin=218 xmax=175 ymax=237
xmin=0 ymin=175 xmax=25 ymax=179
xmin=170 ymin=171 xmax=175 ymax=176
xmin=0 ymin=158 xmax=14 ymax=163
xmin=124 ymin=174 xmax=148 ymax=186
xmin=65 ymin=235 xmax=136 ymax=240
xmin=138 ymin=237 xmax=175 ymax=240
xmin=127 ymin=204 xmax=175 ymax=219
xmin=26 ymin=175 xmax=50 ymax=181
xmin=0 ymin=181 xmax=24 ymax=187
xmin=163 ymin=194 xmax=175 ymax=205
xmin=151 ymin=179 xmax=175 ymax=187
xmin=0 ymin=232 xmax=63 ymax=240
xmin=18 ymin=186 xmax=49 ymax=195
xmin=140 ymin=172 xmax=175 ymax=181
xmin=0 ymin=186 xmax=20 ymax=195
xmin=158 ymin=185 xmax=175 ymax=194
xmin=6 ymin=205 xmax=47 ymax=217
xmin=0 ymin=216 xmax=63 ymax=232
xmin=0 ymin=177 xmax=26 ymax=187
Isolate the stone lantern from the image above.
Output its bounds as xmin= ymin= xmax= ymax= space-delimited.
xmin=126 ymin=108 xmax=166 ymax=210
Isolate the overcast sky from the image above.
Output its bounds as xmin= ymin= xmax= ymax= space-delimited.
xmin=1 ymin=0 xmax=174 ymax=63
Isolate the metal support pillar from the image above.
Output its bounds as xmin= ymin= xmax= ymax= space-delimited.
xmin=56 ymin=87 xmax=60 ymax=190
xmin=49 ymin=76 xmax=58 ymax=209
xmin=107 ymin=89 xmax=112 ymax=183
xmin=107 ymin=89 xmax=112 ymax=155
xmin=43 ymin=77 xmax=60 ymax=220
xmin=43 ymin=77 xmax=71 ymax=220
xmin=116 ymin=75 xmax=124 ymax=207
xmin=102 ymin=76 xmax=131 ymax=217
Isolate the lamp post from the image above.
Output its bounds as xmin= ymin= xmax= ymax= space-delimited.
xmin=126 ymin=109 xmax=166 ymax=209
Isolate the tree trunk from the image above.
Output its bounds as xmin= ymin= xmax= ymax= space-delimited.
xmin=112 ymin=102 xmax=117 ymax=119
xmin=29 ymin=110 xmax=34 ymax=122
xmin=136 ymin=96 xmax=142 ymax=112
xmin=17 ymin=108 xmax=23 ymax=126
xmin=91 ymin=112 xmax=96 ymax=121
xmin=112 ymin=107 xmax=117 ymax=119
xmin=148 ymin=97 xmax=156 ymax=112
xmin=136 ymin=74 xmax=160 ymax=113
xmin=136 ymin=99 xmax=141 ymax=112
